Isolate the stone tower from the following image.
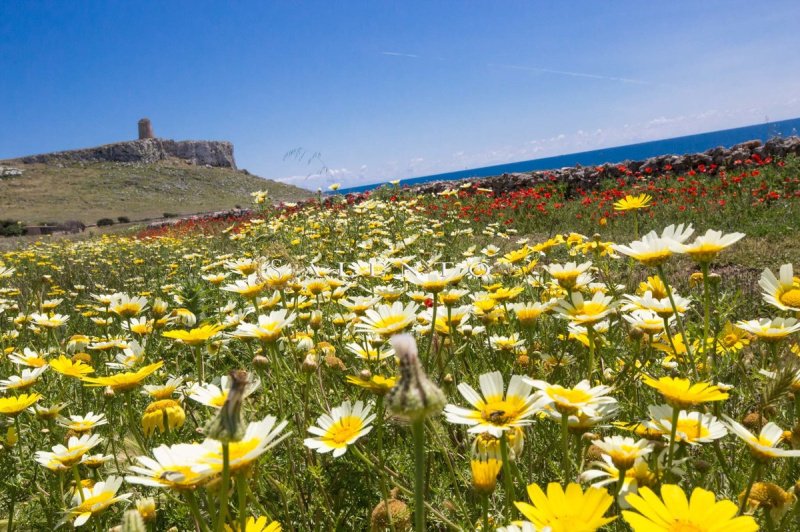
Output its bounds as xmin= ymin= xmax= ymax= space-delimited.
xmin=138 ymin=118 xmax=154 ymax=139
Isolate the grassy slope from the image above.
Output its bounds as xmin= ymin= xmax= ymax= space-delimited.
xmin=0 ymin=158 xmax=312 ymax=224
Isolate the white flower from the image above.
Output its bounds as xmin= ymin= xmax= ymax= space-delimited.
xmin=592 ymin=435 xmax=652 ymax=469
xmin=527 ymin=379 xmax=616 ymax=418
xmin=444 ymin=371 xmax=544 ymax=437
xmin=66 ymin=475 xmax=131 ymax=527
xmin=736 ymin=317 xmax=800 ymax=341
xmin=759 ymin=264 xmax=800 ymax=312
xmin=304 ymin=400 xmax=375 ymax=457
xmin=724 ymin=415 xmax=800 ymax=460
xmin=613 ymin=224 xmax=694 ymax=266
xmin=644 ymin=404 xmax=727 ymax=444
xmin=126 ymin=443 xmax=214 ymax=490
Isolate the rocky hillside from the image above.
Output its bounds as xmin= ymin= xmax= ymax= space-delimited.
xmin=18 ymin=138 xmax=237 ymax=168
xmin=0 ymin=157 xmax=310 ymax=226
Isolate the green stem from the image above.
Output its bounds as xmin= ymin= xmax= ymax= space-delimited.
xmin=216 ymin=443 xmax=230 ymax=532
xmin=6 ymin=484 xmax=15 ymax=532
xmin=500 ymin=432 xmax=516 ymax=521
xmin=586 ymin=325 xmax=596 ymax=379
xmin=194 ymin=345 xmax=205 ymax=383
xmin=350 ymin=446 xmax=460 ymax=530
xmin=185 ymin=490 xmax=211 ymax=532
xmin=657 ymin=265 xmax=698 ymax=379
xmin=560 ymin=413 xmax=571 ymax=482
xmin=665 ymin=405 xmax=680 ymax=479
xmin=738 ymin=462 xmax=761 ymax=515
xmin=711 ymin=441 xmax=733 ymax=488
xmin=481 ymin=494 xmax=490 ymax=532
xmin=426 ymin=294 xmax=438 ymax=371
xmin=700 ymin=262 xmax=714 ymax=375
xmin=614 ymin=466 xmax=628 ymax=509
xmin=72 ymin=465 xmax=85 ymax=503
xmin=236 ymin=473 xmax=247 ymax=532
xmin=411 ymin=419 xmax=427 ymax=532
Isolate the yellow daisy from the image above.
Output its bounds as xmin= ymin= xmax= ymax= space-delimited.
xmin=623 ymin=484 xmax=757 ymax=532
xmin=0 ymin=392 xmax=41 ymax=417
xmin=642 ymin=375 xmax=728 ymax=408
xmin=50 ymin=355 xmax=95 ymax=378
xmin=515 ymin=482 xmax=615 ymax=531
xmin=613 ymin=193 xmax=652 ymax=211
xmin=81 ymin=361 xmax=164 ymax=392
xmin=162 ymin=323 xmax=225 ymax=346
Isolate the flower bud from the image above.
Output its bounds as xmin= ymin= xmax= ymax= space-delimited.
xmin=309 ymin=310 xmax=323 ymax=330
xmin=370 ymin=496 xmax=411 ymax=532
xmin=386 ymin=334 xmax=445 ymax=422
xmin=120 ymin=509 xmax=146 ymax=532
xmin=324 ymin=354 xmax=345 ymax=371
xmin=302 ymin=354 xmax=318 ymax=373
xmin=136 ymin=497 xmax=157 ymax=522
xmin=252 ymin=355 xmax=269 ymax=368
xmin=204 ymin=369 xmax=249 ymax=442
xmin=5 ymin=426 xmax=17 ymax=447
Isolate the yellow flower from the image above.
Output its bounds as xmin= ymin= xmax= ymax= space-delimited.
xmin=225 ymin=516 xmax=281 ymax=532
xmin=470 ymin=448 xmax=502 ymax=495
xmin=162 ymin=324 xmax=225 ymax=346
xmin=82 ymin=361 xmax=164 ymax=392
xmin=623 ymin=484 xmax=757 ymax=532
xmin=345 ymin=374 xmax=396 ymax=396
xmin=488 ymin=286 xmax=525 ymax=302
xmin=515 ymin=482 xmax=615 ymax=531
xmin=642 ymin=375 xmax=728 ymax=408
xmin=0 ymin=393 xmax=41 ymax=417
xmin=613 ymin=193 xmax=652 ymax=211
xmin=141 ymin=399 xmax=186 ymax=435
xmin=739 ymin=482 xmax=796 ymax=522
xmin=637 ymin=276 xmax=668 ymax=299
xmin=50 ymin=355 xmax=94 ymax=378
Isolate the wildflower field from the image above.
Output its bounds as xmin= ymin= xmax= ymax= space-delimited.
xmin=2 ymin=154 xmax=800 ymax=531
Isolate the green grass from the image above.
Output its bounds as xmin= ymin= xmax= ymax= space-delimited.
xmin=0 ymin=158 xmax=312 ymax=225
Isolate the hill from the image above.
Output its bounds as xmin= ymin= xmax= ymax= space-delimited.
xmin=0 ymin=155 xmax=311 ymax=226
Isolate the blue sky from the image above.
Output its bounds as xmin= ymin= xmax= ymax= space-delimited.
xmin=2 ymin=1 xmax=800 ymax=190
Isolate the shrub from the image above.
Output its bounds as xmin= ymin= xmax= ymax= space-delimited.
xmin=0 ymin=219 xmax=25 ymax=237
xmin=163 ymin=212 xmax=178 ymax=218
xmin=96 ymin=218 xmax=115 ymax=227
xmin=117 ymin=216 xmax=130 ymax=224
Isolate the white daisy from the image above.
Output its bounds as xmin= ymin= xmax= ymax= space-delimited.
xmin=304 ymin=400 xmax=375 ymax=457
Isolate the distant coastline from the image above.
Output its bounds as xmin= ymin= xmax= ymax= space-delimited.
xmin=337 ymin=117 xmax=800 ymax=194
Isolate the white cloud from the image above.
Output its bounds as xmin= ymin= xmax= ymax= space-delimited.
xmin=274 ymin=101 xmax=800 ymax=190
xmin=489 ymin=63 xmax=651 ymax=85
xmin=381 ymin=51 xmax=419 ymax=58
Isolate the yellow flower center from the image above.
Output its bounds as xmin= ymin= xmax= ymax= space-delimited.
xmin=74 ymin=491 xmax=114 ymax=513
xmin=210 ymin=393 xmax=228 ymax=408
xmin=723 ymin=333 xmax=739 ymax=346
xmin=326 ymin=415 xmax=364 ymax=445
xmin=373 ymin=315 xmax=410 ymax=333
xmin=687 ymin=243 xmax=723 ymax=262
xmin=550 ymin=387 xmax=592 ymax=405
xmin=779 ymin=289 xmax=800 ymax=308
xmin=579 ymin=302 xmax=607 ymax=316
xmin=639 ymin=250 xmax=672 ymax=267
xmin=481 ymin=398 xmax=526 ymax=426
xmin=674 ymin=419 xmax=710 ymax=441
xmin=227 ymin=437 xmax=261 ymax=464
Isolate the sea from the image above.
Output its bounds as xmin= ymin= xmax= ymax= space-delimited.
xmin=336 ymin=117 xmax=800 ymax=194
